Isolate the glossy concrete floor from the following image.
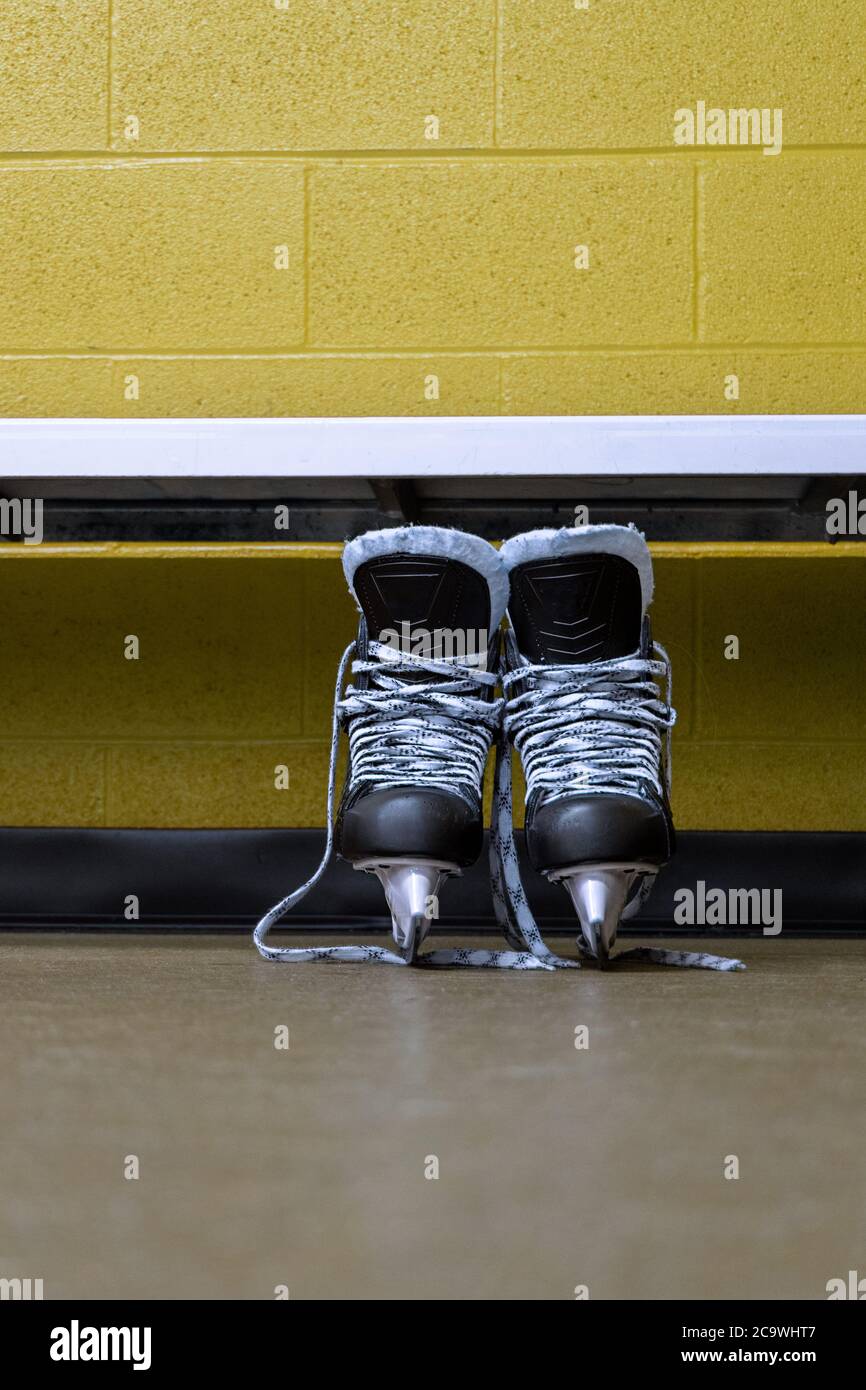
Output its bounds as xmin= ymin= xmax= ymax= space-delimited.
xmin=1 ymin=934 xmax=864 ymax=1301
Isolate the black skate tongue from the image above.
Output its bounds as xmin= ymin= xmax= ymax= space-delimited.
xmin=352 ymin=552 xmax=494 ymax=678
xmin=508 ymin=554 xmax=643 ymax=665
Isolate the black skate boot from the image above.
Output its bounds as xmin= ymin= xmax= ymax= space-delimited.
xmin=498 ymin=525 xmax=675 ymax=967
xmin=334 ymin=525 xmax=507 ymax=962
xmin=254 ymin=525 xmax=530 ymax=968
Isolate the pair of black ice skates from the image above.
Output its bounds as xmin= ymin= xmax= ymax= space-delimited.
xmin=254 ymin=524 xmax=743 ymax=973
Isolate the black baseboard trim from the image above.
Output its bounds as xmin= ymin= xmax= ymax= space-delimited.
xmin=0 ymin=827 xmax=863 ymax=935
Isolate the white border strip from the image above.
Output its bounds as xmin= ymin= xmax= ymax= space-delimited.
xmin=0 ymin=416 xmax=863 ymax=477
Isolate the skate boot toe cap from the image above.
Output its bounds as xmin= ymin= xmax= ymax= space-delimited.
xmin=526 ymin=791 xmax=672 ymax=874
xmin=338 ymin=787 xmax=482 ymax=868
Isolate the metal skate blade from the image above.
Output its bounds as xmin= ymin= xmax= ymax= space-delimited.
xmin=559 ymin=868 xmax=636 ymax=968
xmin=371 ymin=863 xmax=448 ymax=964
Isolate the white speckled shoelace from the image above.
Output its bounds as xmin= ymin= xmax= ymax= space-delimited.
xmin=253 ymin=637 xmax=743 ymax=972
xmin=490 ymin=634 xmax=745 ymax=972
xmin=253 ymin=640 xmax=573 ymax=968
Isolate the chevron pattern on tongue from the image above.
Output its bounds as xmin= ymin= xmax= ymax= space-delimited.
xmin=352 ymin=553 xmax=493 ymax=675
xmin=507 ymin=554 xmax=643 ymax=665
xmin=364 ymin=558 xmax=451 ymax=629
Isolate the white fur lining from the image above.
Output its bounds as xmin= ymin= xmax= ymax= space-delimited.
xmin=498 ymin=524 xmax=653 ymax=612
xmin=342 ymin=525 xmax=510 ymax=626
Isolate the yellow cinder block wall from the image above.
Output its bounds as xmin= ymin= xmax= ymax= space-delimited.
xmin=1 ymin=1 xmax=866 ymax=415
xmin=1 ymin=545 xmax=863 ymax=832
